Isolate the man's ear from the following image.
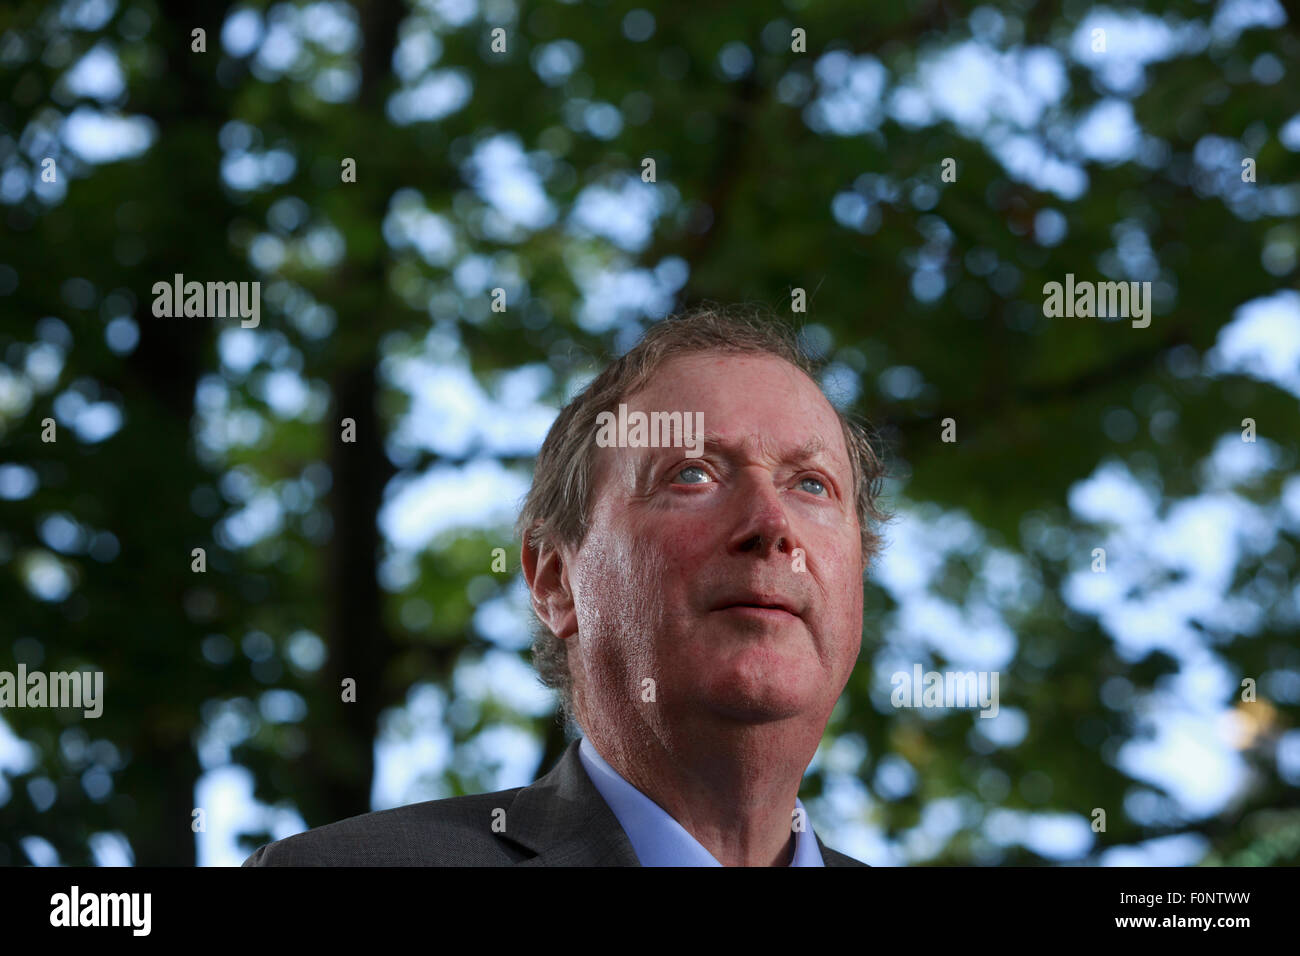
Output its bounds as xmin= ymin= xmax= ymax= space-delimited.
xmin=520 ymin=529 xmax=578 ymax=641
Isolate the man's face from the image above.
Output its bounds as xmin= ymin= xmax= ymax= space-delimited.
xmin=565 ymin=351 xmax=864 ymax=736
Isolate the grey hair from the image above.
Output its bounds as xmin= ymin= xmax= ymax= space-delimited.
xmin=516 ymin=304 xmax=891 ymax=734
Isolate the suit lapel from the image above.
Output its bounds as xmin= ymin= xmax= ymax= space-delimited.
xmin=817 ymin=832 xmax=869 ymax=866
xmin=503 ymin=739 xmax=641 ymax=866
xmin=501 ymin=738 xmax=868 ymax=866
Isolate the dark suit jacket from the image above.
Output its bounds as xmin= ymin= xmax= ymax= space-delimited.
xmin=243 ymin=739 xmax=867 ymax=866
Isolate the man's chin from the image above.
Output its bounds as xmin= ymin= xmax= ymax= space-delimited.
xmin=678 ymin=646 xmax=826 ymax=722
xmin=697 ymin=679 xmax=812 ymax=724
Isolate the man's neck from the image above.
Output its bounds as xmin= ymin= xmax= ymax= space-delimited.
xmin=584 ymin=718 xmax=821 ymax=867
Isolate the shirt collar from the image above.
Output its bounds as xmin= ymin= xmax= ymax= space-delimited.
xmin=578 ymin=735 xmax=825 ymax=867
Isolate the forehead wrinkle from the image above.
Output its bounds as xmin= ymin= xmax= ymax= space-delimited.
xmin=697 ymin=431 xmax=839 ymax=471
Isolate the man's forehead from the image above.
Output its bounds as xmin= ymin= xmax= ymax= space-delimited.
xmin=592 ymin=350 xmax=853 ymax=481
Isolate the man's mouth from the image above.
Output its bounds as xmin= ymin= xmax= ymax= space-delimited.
xmin=711 ymin=594 xmax=802 ymax=619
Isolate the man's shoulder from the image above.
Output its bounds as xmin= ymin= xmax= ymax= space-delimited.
xmin=242 ymin=739 xmax=639 ymax=867
xmin=242 ymin=787 xmax=528 ymax=866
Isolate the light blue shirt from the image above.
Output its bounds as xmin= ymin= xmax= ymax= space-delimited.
xmin=578 ymin=735 xmax=825 ymax=867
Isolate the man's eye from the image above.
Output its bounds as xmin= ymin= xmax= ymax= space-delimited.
xmin=799 ymin=476 xmax=828 ymax=496
xmin=673 ymin=465 xmax=711 ymax=484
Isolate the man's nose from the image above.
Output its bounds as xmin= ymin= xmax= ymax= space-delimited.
xmin=727 ymin=470 xmax=795 ymax=558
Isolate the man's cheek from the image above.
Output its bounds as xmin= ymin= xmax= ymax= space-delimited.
xmin=652 ymin=521 xmax=710 ymax=560
xmin=795 ymin=535 xmax=857 ymax=580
